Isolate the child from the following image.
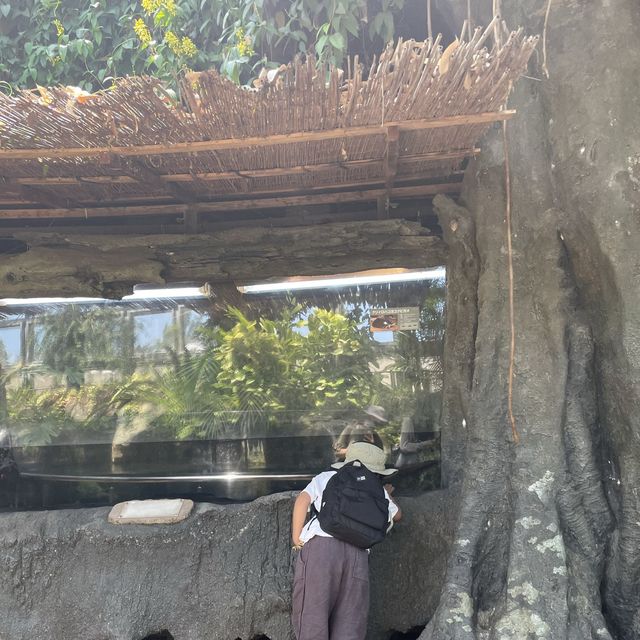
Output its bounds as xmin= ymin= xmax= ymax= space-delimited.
xmin=290 ymin=441 xmax=401 ymax=640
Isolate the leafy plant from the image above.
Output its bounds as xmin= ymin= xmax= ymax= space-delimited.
xmin=36 ymin=306 xmax=134 ymax=387
xmin=212 ymin=305 xmax=375 ymax=429
xmin=6 ymin=384 xmax=119 ymax=445
xmin=373 ymin=281 xmax=446 ymax=429
xmin=0 ymin=0 xmax=404 ymax=91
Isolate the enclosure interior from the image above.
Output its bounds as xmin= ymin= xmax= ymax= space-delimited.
xmin=0 ymin=268 xmax=445 ymax=509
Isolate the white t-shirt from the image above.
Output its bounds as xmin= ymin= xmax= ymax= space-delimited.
xmin=299 ymin=470 xmax=399 ymax=544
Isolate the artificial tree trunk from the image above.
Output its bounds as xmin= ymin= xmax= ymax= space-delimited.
xmin=423 ymin=1 xmax=640 ymax=638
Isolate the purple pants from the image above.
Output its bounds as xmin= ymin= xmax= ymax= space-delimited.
xmin=292 ymin=536 xmax=369 ymax=640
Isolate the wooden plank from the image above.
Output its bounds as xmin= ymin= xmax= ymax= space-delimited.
xmin=0 ymin=112 xmax=514 ymax=161
xmin=2 ymin=169 xmax=463 ymax=210
xmin=33 ymin=173 xmax=458 ymax=208
xmin=0 ymin=203 xmax=436 ymax=236
xmin=5 ymin=148 xmax=479 ymax=188
xmin=19 ymin=185 xmax=81 ymax=209
xmin=0 ymin=183 xmax=461 ymax=220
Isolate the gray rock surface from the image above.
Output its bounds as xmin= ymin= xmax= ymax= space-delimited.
xmin=0 ymin=490 xmax=453 ymax=640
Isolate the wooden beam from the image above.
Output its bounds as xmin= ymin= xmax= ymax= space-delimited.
xmin=0 ymin=182 xmax=461 ymax=220
xmin=19 ymin=185 xmax=81 ymax=209
xmin=5 ymin=148 xmax=480 ymax=188
xmin=1 ymin=169 xmax=464 ymax=210
xmin=0 ymin=112 xmax=514 ymax=161
xmin=0 ymin=202 xmax=437 ymax=236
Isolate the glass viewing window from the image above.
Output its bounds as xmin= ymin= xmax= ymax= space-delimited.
xmin=0 ymin=267 xmax=446 ymax=509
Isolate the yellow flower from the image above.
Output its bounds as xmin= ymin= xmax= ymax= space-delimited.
xmin=180 ymin=36 xmax=197 ymax=59
xmin=54 ymin=19 xmax=64 ymax=38
xmin=141 ymin=0 xmax=159 ymax=15
xmin=235 ymin=27 xmax=254 ymax=58
xmin=141 ymin=0 xmax=176 ymax=17
xmin=134 ymin=18 xmax=152 ymax=46
xmin=165 ymin=31 xmax=181 ymax=55
xmin=164 ymin=32 xmax=197 ymax=59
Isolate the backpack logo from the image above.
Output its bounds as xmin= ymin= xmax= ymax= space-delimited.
xmin=356 ymin=475 xmax=366 ymax=481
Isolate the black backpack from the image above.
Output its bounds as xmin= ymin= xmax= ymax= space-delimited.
xmin=314 ymin=461 xmax=390 ymax=549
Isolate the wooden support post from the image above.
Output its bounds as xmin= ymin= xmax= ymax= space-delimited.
xmin=182 ymin=207 xmax=200 ymax=234
xmin=377 ymin=195 xmax=389 ymax=219
xmin=384 ymin=126 xmax=400 ymax=191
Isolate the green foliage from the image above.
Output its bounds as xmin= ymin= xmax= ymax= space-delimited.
xmin=36 ymin=306 xmax=134 ymax=387
xmin=372 ymin=282 xmax=446 ymax=430
xmin=0 ymin=0 xmax=403 ymax=91
xmin=7 ymin=384 xmax=118 ymax=445
xmin=213 ymin=305 xmax=374 ymax=421
xmin=387 ymin=282 xmax=445 ymax=391
xmin=93 ymin=304 xmax=375 ymax=441
xmin=6 ymin=294 xmax=447 ymax=446
xmin=135 ymin=341 xmax=229 ymax=440
xmin=301 ymin=307 xmax=375 ymax=409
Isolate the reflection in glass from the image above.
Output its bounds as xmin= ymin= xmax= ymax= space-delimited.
xmin=0 ymin=270 xmax=445 ymax=509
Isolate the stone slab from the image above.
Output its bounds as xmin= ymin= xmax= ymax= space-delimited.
xmin=108 ymin=498 xmax=194 ymax=525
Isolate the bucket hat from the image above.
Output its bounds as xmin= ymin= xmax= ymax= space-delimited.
xmin=331 ymin=442 xmax=397 ymax=476
xmin=364 ymin=405 xmax=388 ymax=424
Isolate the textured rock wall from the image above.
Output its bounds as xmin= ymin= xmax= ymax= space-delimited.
xmin=0 ymin=492 xmax=454 ymax=640
xmin=0 ymin=219 xmax=445 ymax=299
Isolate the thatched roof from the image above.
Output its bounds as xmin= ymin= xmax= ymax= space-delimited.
xmin=0 ymin=27 xmax=536 ymax=223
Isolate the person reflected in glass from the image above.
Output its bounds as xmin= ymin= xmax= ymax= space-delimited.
xmin=333 ymin=405 xmax=388 ymax=461
xmin=395 ymin=415 xmax=434 ymax=468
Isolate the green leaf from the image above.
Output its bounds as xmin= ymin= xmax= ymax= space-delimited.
xmin=328 ymin=32 xmax=344 ymax=50
xmin=315 ymin=34 xmax=328 ymax=55
xmin=59 ymin=45 xmax=67 ymax=61
xmin=0 ymin=4 xmax=10 ymax=17
xmin=24 ymin=42 xmax=33 ymax=55
xmin=343 ymin=14 xmax=360 ymax=37
xmin=372 ymin=12 xmax=384 ymax=35
xmin=383 ymin=11 xmax=394 ymax=38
